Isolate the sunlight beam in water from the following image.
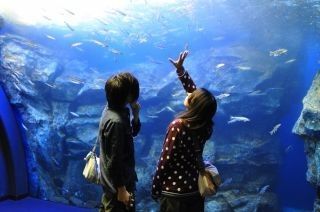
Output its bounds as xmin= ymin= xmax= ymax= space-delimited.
xmin=0 ymin=0 xmax=178 ymax=27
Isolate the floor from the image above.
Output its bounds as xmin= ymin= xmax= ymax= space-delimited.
xmin=0 ymin=197 xmax=97 ymax=212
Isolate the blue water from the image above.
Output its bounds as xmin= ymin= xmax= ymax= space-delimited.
xmin=0 ymin=0 xmax=320 ymax=211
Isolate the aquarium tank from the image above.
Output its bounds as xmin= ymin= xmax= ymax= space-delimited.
xmin=0 ymin=0 xmax=319 ymax=211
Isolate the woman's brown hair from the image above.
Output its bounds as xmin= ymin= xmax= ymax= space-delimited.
xmin=177 ymin=88 xmax=217 ymax=138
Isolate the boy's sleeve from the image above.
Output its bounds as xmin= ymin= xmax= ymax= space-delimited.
xmin=152 ymin=121 xmax=181 ymax=198
xmin=107 ymin=122 xmax=126 ymax=188
xmin=131 ymin=118 xmax=141 ymax=137
xmin=176 ymin=67 xmax=197 ymax=93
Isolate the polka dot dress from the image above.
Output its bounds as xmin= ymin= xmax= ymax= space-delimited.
xmin=151 ymin=68 xmax=211 ymax=197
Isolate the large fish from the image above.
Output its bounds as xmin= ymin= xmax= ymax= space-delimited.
xmin=228 ymin=116 xmax=250 ymax=124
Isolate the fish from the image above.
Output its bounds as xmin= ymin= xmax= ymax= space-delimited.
xmin=216 ymin=93 xmax=230 ymax=100
xmin=248 ymin=90 xmax=265 ymax=96
xmin=212 ymin=36 xmax=224 ymax=41
xmin=45 ymin=34 xmax=56 ymax=40
xmin=27 ymin=79 xmax=35 ymax=86
xmin=114 ymin=9 xmax=127 ymax=16
xmin=64 ymin=21 xmax=74 ymax=31
xmin=285 ymin=145 xmax=293 ymax=153
xmin=147 ymin=57 xmax=163 ymax=65
xmin=269 ymin=123 xmax=281 ymax=135
xmin=155 ymin=106 xmax=176 ymax=114
xmin=95 ymin=18 xmax=108 ymax=26
xmin=21 ymin=123 xmax=28 ymax=131
xmin=172 ymin=90 xmax=185 ymax=97
xmin=147 ymin=115 xmax=159 ymax=119
xmin=237 ymin=66 xmax=252 ymax=71
xmin=44 ymin=82 xmax=55 ymax=88
xmin=138 ymin=37 xmax=148 ymax=43
xmin=70 ymin=112 xmax=80 ymax=117
xmin=64 ymin=8 xmax=75 ymax=15
xmin=71 ymin=42 xmax=83 ymax=47
xmin=221 ymin=178 xmax=233 ymax=187
xmin=259 ymin=185 xmax=270 ymax=194
xmin=154 ymin=44 xmax=165 ymax=49
xmin=285 ymin=59 xmax=296 ymax=64
xmin=228 ymin=116 xmax=250 ymax=124
xmin=109 ymin=48 xmax=122 ymax=55
xmin=269 ymin=48 xmax=288 ymax=57
xmin=68 ymin=77 xmax=84 ymax=85
xmin=13 ymin=82 xmax=22 ymax=92
xmin=184 ymin=43 xmax=189 ymax=51
xmin=42 ymin=15 xmax=52 ymax=21
xmin=216 ymin=63 xmax=225 ymax=69
xmin=90 ymin=40 xmax=107 ymax=47
xmin=63 ymin=33 xmax=73 ymax=38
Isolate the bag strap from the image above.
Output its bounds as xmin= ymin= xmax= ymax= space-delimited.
xmin=92 ymin=121 xmax=108 ymax=153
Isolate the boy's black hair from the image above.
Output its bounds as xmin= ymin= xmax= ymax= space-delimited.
xmin=105 ymin=72 xmax=139 ymax=108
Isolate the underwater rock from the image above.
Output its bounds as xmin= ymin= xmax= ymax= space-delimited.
xmin=293 ymin=71 xmax=320 ymax=211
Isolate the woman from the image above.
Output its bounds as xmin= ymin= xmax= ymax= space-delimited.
xmin=151 ymin=51 xmax=218 ymax=212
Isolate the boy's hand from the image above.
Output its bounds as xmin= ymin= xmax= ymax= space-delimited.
xmin=117 ymin=186 xmax=131 ymax=206
xmin=130 ymin=101 xmax=140 ymax=121
xmin=169 ymin=50 xmax=189 ymax=70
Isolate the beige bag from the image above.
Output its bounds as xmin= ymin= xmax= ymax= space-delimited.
xmin=83 ymin=140 xmax=100 ymax=184
xmin=198 ymin=163 xmax=221 ymax=197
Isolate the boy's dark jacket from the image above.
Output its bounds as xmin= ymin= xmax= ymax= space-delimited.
xmin=99 ymin=106 xmax=141 ymax=192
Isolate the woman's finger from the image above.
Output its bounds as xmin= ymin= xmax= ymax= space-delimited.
xmin=168 ymin=58 xmax=177 ymax=66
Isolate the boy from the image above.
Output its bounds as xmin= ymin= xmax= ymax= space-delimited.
xmin=99 ymin=72 xmax=141 ymax=212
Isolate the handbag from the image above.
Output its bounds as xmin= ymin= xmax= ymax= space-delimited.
xmin=83 ymin=138 xmax=100 ymax=184
xmin=198 ymin=162 xmax=221 ymax=197
xmin=191 ymin=131 xmax=221 ymax=197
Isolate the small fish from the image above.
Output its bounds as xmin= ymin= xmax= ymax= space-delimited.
xmin=216 ymin=93 xmax=230 ymax=100
xmin=138 ymin=37 xmax=148 ymax=43
xmin=237 ymin=66 xmax=251 ymax=71
xmin=285 ymin=145 xmax=293 ymax=153
xmin=13 ymin=82 xmax=21 ymax=92
xmin=44 ymin=82 xmax=55 ymax=88
xmin=45 ymin=34 xmax=56 ymax=40
xmin=71 ymin=42 xmax=83 ymax=47
xmin=228 ymin=116 xmax=250 ymax=124
xmin=269 ymin=48 xmax=288 ymax=57
xmin=285 ymin=59 xmax=296 ymax=64
xmin=114 ymin=9 xmax=127 ymax=16
xmin=68 ymin=77 xmax=84 ymax=85
xmin=52 ymin=157 xmax=60 ymax=166
xmin=269 ymin=123 xmax=281 ymax=135
xmin=154 ymin=44 xmax=165 ymax=49
xmin=259 ymin=185 xmax=270 ymax=194
xmin=172 ymin=90 xmax=185 ymax=97
xmin=64 ymin=21 xmax=74 ymax=31
xmin=63 ymin=33 xmax=73 ymax=38
xmin=155 ymin=106 xmax=176 ymax=114
xmin=21 ymin=123 xmax=28 ymax=131
xmin=216 ymin=63 xmax=225 ymax=69
xmin=70 ymin=112 xmax=80 ymax=117
xmin=42 ymin=15 xmax=52 ymax=21
xmin=90 ymin=40 xmax=107 ymax=48
xmin=184 ymin=43 xmax=189 ymax=51
xmin=147 ymin=115 xmax=159 ymax=119
xmin=221 ymin=178 xmax=233 ymax=187
xmin=109 ymin=48 xmax=122 ymax=55
xmin=64 ymin=8 xmax=75 ymax=15
xmin=212 ymin=36 xmax=224 ymax=41
xmin=28 ymin=79 xmax=35 ymax=86
xmin=95 ymin=18 xmax=108 ymax=26
xmin=248 ymin=90 xmax=265 ymax=96
xmin=148 ymin=57 xmax=163 ymax=65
